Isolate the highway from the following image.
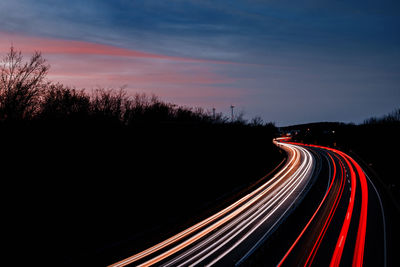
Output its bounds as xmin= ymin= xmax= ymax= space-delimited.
xmin=109 ymin=138 xmax=387 ymax=266
xmin=277 ymin=141 xmax=386 ymax=267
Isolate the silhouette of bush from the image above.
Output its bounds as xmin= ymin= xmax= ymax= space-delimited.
xmin=90 ymin=88 xmax=126 ymax=125
xmin=39 ymin=83 xmax=90 ymax=123
xmin=363 ymin=108 xmax=400 ymax=125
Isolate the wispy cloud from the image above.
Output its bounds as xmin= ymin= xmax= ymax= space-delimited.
xmin=0 ymin=31 xmax=234 ymax=63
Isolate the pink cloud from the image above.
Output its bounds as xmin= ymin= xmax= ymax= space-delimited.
xmin=0 ymin=31 xmax=185 ymax=60
xmin=0 ymin=31 xmax=242 ymax=110
xmin=0 ymin=31 xmax=231 ymax=64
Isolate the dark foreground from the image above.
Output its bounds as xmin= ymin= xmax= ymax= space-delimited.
xmin=2 ymin=123 xmax=283 ymax=266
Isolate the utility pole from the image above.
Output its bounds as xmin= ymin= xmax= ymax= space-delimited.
xmin=212 ymin=107 xmax=216 ymax=120
xmin=230 ymin=105 xmax=235 ymax=122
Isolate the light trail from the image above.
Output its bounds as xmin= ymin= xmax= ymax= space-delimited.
xmin=277 ymin=152 xmax=340 ymax=267
xmin=187 ymin=146 xmax=313 ymax=266
xmin=348 ymin=155 xmax=368 ymax=267
xmin=137 ymin=144 xmax=304 ymax=267
xmin=110 ymin=141 xmax=300 ymax=267
xmin=111 ymin=144 xmax=312 ymax=266
xmin=110 ymin=139 xmax=372 ymax=267
xmin=167 ymin=167 xmax=310 ymax=267
xmin=304 ymin=154 xmax=346 ymax=266
xmin=140 ymin=143 xmax=312 ymax=267
xmin=233 ymin=145 xmax=315 ymax=266
xmin=328 ymin=149 xmax=368 ymax=267
xmin=278 ymin=142 xmax=369 ymax=267
xmin=328 ymin=151 xmax=355 ymax=267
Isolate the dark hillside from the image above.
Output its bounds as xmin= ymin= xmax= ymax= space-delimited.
xmin=3 ymin=119 xmax=283 ymax=266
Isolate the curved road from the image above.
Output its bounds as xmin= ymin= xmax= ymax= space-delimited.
xmin=277 ymin=141 xmax=386 ymax=267
xmin=109 ymin=138 xmax=387 ymax=267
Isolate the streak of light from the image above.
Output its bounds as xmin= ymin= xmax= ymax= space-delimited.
xmin=284 ymin=142 xmax=368 ymax=267
xmin=277 ymin=152 xmax=340 ymax=266
xmin=110 ymin=142 xmax=302 ymax=267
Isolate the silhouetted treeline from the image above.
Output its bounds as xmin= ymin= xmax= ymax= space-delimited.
xmin=1 ymin=47 xmax=277 ymax=129
xmin=363 ymin=108 xmax=400 ymax=125
xmin=1 ymin=47 xmax=283 ymax=266
xmin=3 ymin=82 xmax=248 ymax=128
xmin=282 ymin=109 xmax=400 ymax=200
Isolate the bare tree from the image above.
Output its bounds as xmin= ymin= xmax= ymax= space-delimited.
xmin=0 ymin=46 xmax=49 ymax=121
xmin=250 ymin=116 xmax=264 ymax=126
xmin=233 ymin=110 xmax=247 ymax=125
xmin=90 ymin=88 xmax=127 ymax=123
xmin=40 ymin=83 xmax=90 ymax=121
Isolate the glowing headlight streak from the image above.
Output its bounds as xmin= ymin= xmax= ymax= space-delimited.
xmin=167 ymin=144 xmax=313 ymax=267
xmin=204 ymin=146 xmax=314 ymax=267
xmin=137 ymin=143 xmax=310 ymax=267
xmin=110 ymin=142 xmax=301 ymax=267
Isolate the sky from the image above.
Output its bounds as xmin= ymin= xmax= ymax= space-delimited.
xmin=0 ymin=0 xmax=399 ymax=126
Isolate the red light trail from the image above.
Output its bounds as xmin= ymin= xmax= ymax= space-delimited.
xmin=278 ymin=142 xmax=369 ymax=267
xmin=109 ymin=139 xmax=373 ymax=267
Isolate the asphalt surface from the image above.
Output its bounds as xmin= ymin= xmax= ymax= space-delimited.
xmin=108 ymin=139 xmax=388 ymax=266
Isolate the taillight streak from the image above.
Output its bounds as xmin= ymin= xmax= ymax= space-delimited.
xmin=304 ymin=154 xmax=346 ymax=266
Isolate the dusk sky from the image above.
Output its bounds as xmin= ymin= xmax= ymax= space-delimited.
xmin=1 ymin=0 xmax=399 ymax=126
